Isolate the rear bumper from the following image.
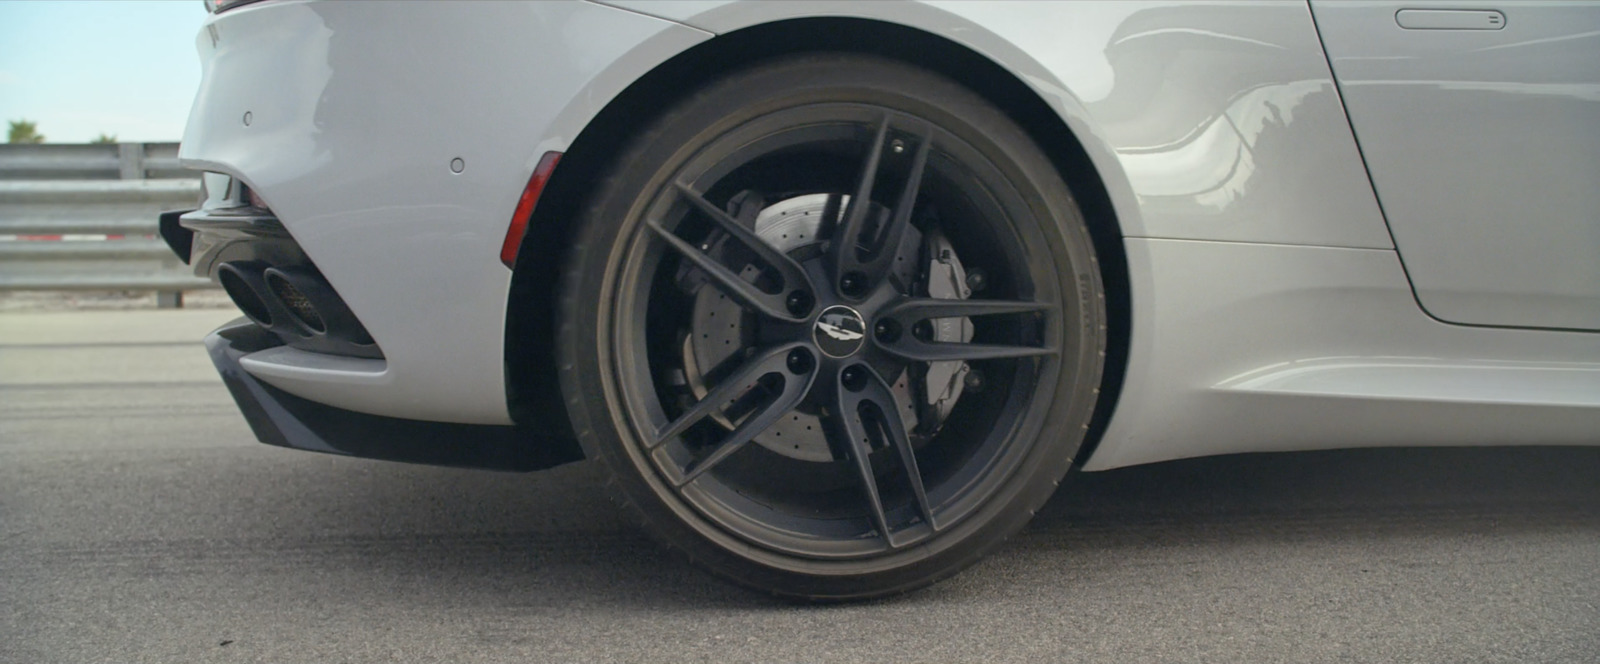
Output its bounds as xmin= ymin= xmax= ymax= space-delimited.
xmin=178 ymin=0 xmax=707 ymax=425
xmin=207 ymin=317 xmax=581 ymax=471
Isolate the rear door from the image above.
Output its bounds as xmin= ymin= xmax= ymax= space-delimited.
xmin=1310 ymin=1 xmax=1600 ymax=331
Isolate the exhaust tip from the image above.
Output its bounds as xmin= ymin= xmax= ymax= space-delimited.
xmin=264 ymin=270 xmax=326 ymax=334
xmin=217 ymin=262 xmax=274 ymax=328
xmin=214 ymin=261 xmax=381 ymax=359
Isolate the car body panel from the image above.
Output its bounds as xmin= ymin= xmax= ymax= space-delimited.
xmin=180 ymin=0 xmax=710 ymax=423
xmin=177 ymin=0 xmax=1600 ymax=470
xmin=1311 ymin=0 xmax=1600 ymax=331
xmin=602 ymin=0 xmax=1396 ymax=248
xmin=1086 ymin=238 xmax=1600 ymax=470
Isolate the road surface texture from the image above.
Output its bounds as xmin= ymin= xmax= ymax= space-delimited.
xmin=3 ymin=310 xmax=1598 ymax=663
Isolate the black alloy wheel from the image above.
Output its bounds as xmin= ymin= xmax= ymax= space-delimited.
xmin=559 ymin=55 xmax=1105 ymax=600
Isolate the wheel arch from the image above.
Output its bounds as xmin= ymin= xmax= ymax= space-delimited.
xmin=505 ymin=16 xmax=1131 ymax=466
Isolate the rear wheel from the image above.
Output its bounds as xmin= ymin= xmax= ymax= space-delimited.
xmin=558 ymin=55 xmax=1104 ymax=600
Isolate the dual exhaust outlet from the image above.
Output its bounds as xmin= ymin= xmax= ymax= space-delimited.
xmin=216 ymin=261 xmax=382 ymax=359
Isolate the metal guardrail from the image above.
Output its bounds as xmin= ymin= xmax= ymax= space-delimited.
xmin=0 ymin=143 xmax=211 ymax=307
xmin=0 ymin=142 xmax=188 ymax=180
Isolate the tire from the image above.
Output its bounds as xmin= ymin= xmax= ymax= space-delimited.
xmin=558 ymin=55 xmax=1104 ymax=600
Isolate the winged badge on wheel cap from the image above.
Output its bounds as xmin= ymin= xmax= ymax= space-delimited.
xmin=818 ymin=316 xmax=865 ymax=341
xmin=814 ymin=306 xmax=867 ymax=357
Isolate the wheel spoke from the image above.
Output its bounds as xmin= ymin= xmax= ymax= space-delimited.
xmin=646 ymin=219 xmax=806 ymax=323
xmin=672 ymin=349 xmax=817 ymax=488
xmin=834 ymin=388 xmax=892 ymax=546
xmin=884 ymin=340 xmax=1057 ymax=363
xmin=883 ymin=297 xmax=1056 ymax=321
xmin=878 ymin=297 xmax=1058 ymax=362
xmin=878 ymin=124 xmax=931 ymax=270
xmin=837 ymin=117 xmax=890 ymax=260
xmin=830 ymin=365 xmax=930 ymax=546
xmin=862 ymin=368 xmax=934 ymax=532
xmin=674 ymin=183 xmax=815 ymax=306
xmin=819 ymin=193 xmax=844 ymax=240
xmin=650 ymin=343 xmax=803 ymax=449
xmin=830 ymin=119 xmax=935 ymax=296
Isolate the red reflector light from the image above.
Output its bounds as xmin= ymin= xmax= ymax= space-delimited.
xmin=501 ymin=151 xmax=563 ymax=269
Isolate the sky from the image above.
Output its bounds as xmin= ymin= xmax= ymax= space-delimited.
xmin=0 ymin=1 xmax=209 ymax=143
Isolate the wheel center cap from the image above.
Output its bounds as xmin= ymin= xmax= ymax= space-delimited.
xmin=814 ymin=305 xmax=867 ymax=358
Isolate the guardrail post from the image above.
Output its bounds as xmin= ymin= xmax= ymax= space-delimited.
xmin=118 ymin=143 xmax=145 ymax=180
xmin=157 ymin=290 xmax=184 ymax=309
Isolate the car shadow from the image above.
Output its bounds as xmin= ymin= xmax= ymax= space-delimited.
xmin=294 ymin=446 xmax=1600 ymax=610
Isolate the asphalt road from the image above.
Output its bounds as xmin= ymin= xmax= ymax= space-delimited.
xmin=3 ymin=310 xmax=1598 ymax=663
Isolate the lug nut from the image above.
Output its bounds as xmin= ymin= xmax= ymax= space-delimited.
xmin=839 ymin=272 xmax=868 ymax=297
xmin=785 ymin=290 xmax=813 ymax=316
xmin=786 ymin=348 xmax=814 ymax=374
xmin=874 ymin=319 xmax=902 ymax=343
xmin=841 ymin=365 xmax=868 ymax=392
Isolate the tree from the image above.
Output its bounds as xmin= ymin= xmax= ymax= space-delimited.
xmin=8 ymin=120 xmax=45 ymax=143
xmin=92 ymin=133 xmax=118 ymax=144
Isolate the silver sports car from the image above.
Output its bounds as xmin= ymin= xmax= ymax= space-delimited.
xmin=162 ymin=0 xmax=1600 ymax=599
